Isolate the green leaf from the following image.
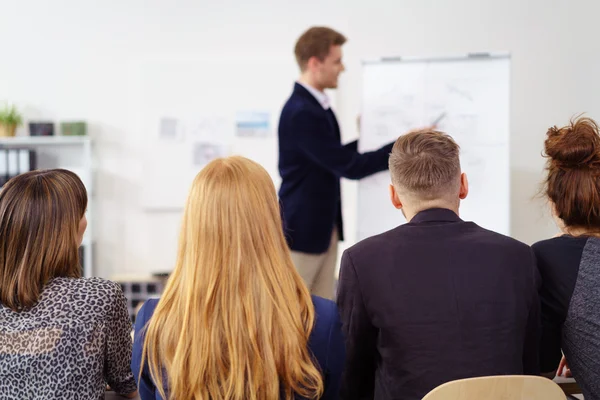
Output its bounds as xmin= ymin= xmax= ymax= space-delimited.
xmin=0 ymin=103 xmax=23 ymax=126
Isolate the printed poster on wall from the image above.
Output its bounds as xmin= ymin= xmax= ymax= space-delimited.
xmin=235 ymin=111 xmax=271 ymax=137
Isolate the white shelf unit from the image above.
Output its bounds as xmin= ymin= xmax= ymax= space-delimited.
xmin=0 ymin=136 xmax=94 ymax=277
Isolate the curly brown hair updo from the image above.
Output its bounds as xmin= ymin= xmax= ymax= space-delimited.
xmin=544 ymin=116 xmax=600 ymax=230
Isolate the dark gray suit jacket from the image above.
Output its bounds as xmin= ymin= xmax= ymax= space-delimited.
xmin=337 ymin=208 xmax=540 ymax=400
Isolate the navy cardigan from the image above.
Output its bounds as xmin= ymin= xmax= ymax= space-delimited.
xmin=132 ymin=296 xmax=346 ymax=400
xmin=278 ymin=83 xmax=394 ymax=254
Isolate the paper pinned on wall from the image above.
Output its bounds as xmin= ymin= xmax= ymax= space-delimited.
xmin=159 ymin=117 xmax=183 ymax=141
xmin=186 ymin=116 xmax=234 ymax=145
xmin=191 ymin=142 xmax=229 ymax=167
xmin=235 ymin=111 xmax=271 ymax=137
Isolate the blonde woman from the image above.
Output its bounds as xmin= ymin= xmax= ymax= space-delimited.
xmin=131 ymin=156 xmax=345 ymax=400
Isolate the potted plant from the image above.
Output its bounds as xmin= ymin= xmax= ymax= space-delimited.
xmin=0 ymin=104 xmax=23 ymax=137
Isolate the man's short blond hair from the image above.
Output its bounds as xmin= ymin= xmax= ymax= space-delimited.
xmin=389 ymin=130 xmax=461 ymax=200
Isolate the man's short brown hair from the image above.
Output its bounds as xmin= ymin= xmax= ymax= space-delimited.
xmin=294 ymin=27 xmax=346 ymax=71
xmin=389 ymin=130 xmax=461 ymax=199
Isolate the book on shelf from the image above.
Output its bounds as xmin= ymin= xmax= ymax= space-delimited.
xmin=0 ymin=148 xmax=37 ymax=187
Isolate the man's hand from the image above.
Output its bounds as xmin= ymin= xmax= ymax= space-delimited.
xmin=557 ymin=355 xmax=572 ymax=377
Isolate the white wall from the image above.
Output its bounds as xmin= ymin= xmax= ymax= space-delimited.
xmin=1 ymin=0 xmax=599 ymax=278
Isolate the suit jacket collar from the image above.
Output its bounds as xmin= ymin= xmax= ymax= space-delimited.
xmin=296 ymin=82 xmax=330 ymax=110
xmin=293 ymin=82 xmax=327 ymax=110
xmin=410 ymin=208 xmax=462 ymax=224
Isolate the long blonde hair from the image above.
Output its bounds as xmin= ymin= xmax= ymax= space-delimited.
xmin=142 ymin=156 xmax=323 ymax=399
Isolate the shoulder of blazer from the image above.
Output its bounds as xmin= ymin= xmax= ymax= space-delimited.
xmin=346 ymin=225 xmax=403 ymax=258
xmin=138 ymin=298 xmax=160 ymax=324
xmin=287 ymin=95 xmax=327 ymax=119
xmin=282 ymin=100 xmax=328 ymax=128
xmin=312 ymin=295 xmax=337 ymax=324
xmin=290 ymin=83 xmax=325 ymax=110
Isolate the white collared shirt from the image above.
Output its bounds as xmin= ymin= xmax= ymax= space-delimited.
xmin=297 ymin=81 xmax=331 ymax=110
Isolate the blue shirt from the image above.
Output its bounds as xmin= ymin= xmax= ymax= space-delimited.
xmin=132 ymin=295 xmax=345 ymax=400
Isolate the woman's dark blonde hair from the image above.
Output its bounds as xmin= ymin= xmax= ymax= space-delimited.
xmin=0 ymin=169 xmax=88 ymax=311
xmin=142 ymin=156 xmax=323 ymax=400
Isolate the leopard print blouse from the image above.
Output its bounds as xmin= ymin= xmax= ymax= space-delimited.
xmin=0 ymin=277 xmax=138 ymax=399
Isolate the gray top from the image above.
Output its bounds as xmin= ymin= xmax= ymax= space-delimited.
xmin=564 ymin=238 xmax=600 ymax=398
xmin=533 ymin=235 xmax=600 ymax=400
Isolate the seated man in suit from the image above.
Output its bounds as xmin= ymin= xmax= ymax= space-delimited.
xmin=337 ymin=130 xmax=540 ymax=400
